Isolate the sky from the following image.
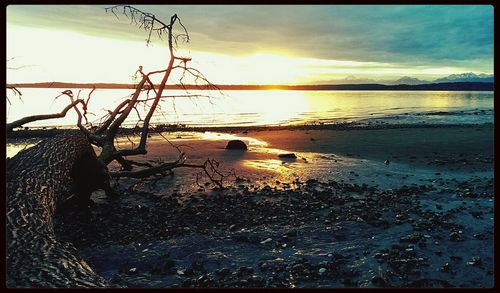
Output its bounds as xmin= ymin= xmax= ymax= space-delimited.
xmin=6 ymin=5 xmax=494 ymax=85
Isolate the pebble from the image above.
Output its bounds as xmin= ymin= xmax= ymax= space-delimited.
xmin=318 ymin=268 xmax=327 ymax=274
xmin=216 ymin=268 xmax=230 ymax=276
xmin=449 ymin=232 xmax=461 ymax=242
xmin=441 ymin=262 xmax=451 ymax=273
xmin=260 ymin=238 xmax=272 ymax=244
xmin=467 ymin=257 xmax=482 ymax=267
xmin=371 ymin=276 xmax=388 ymax=287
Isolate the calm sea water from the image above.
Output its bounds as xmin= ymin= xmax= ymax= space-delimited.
xmin=6 ymin=89 xmax=494 ymax=128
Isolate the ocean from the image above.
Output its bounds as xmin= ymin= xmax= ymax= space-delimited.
xmin=6 ymin=88 xmax=494 ymax=128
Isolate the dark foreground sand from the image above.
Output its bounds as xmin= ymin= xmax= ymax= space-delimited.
xmin=9 ymin=124 xmax=494 ymax=288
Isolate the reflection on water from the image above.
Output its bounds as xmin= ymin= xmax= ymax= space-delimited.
xmin=6 ymin=89 xmax=493 ymax=128
xmin=197 ymin=132 xmax=268 ymax=147
xmin=244 ymin=159 xmax=294 ymax=173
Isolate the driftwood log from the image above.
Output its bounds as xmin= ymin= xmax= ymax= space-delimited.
xmin=6 ymin=130 xmax=112 ymax=287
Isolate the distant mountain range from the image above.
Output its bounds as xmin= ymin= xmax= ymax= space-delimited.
xmin=433 ymin=73 xmax=493 ymax=83
xmin=7 ymin=73 xmax=493 ymax=92
xmin=388 ymin=76 xmax=428 ymax=85
xmin=325 ymin=72 xmax=493 ymax=85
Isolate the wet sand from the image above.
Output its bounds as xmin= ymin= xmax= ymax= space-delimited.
xmin=8 ymin=124 xmax=494 ymax=288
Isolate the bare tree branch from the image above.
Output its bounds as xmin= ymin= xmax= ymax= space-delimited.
xmin=6 ymin=99 xmax=84 ymax=133
xmin=8 ymin=6 xmax=228 ymax=190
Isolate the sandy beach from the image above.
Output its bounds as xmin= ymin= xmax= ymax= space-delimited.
xmin=8 ymin=124 xmax=483 ymax=288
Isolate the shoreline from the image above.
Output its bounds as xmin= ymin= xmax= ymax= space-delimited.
xmin=8 ymin=123 xmax=494 ymax=287
xmin=6 ymin=122 xmax=493 ymax=140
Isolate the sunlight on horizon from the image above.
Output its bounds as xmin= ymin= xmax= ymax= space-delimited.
xmin=6 ymin=25 xmax=480 ymax=86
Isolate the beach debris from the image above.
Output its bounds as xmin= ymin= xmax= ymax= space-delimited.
xmin=226 ymin=140 xmax=248 ymax=150
xmin=384 ymin=160 xmax=390 ymax=165
xmin=278 ymin=153 xmax=297 ymax=159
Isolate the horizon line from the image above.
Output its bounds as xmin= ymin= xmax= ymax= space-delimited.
xmin=7 ymin=81 xmax=495 ymax=92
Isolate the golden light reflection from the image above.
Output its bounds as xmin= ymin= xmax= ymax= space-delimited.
xmin=259 ymin=91 xmax=309 ymax=125
xmin=217 ymin=90 xmax=311 ymax=126
xmin=420 ymin=91 xmax=454 ymax=109
xmin=244 ymin=159 xmax=293 ymax=173
xmin=197 ymin=132 xmax=268 ymax=147
xmin=165 ymin=131 xmax=309 ymax=174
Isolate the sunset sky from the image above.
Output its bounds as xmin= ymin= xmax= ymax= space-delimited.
xmin=6 ymin=5 xmax=493 ymax=85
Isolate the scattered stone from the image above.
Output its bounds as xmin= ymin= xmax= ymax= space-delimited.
xmin=278 ymin=153 xmax=297 ymax=159
xmin=384 ymin=160 xmax=390 ymax=165
xmin=225 ymin=140 xmax=248 ymax=150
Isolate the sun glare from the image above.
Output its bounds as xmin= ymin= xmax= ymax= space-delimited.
xmin=188 ymin=52 xmax=308 ymax=85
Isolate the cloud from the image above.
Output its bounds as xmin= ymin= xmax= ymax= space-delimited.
xmin=7 ymin=5 xmax=493 ymax=76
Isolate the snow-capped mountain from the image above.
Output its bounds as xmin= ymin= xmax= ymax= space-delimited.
xmin=389 ymin=76 xmax=429 ymax=85
xmin=433 ymin=73 xmax=493 ymax=83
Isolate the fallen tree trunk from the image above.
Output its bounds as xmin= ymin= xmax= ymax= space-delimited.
xmin=6 ymin=130 xmax=113 ymax=288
